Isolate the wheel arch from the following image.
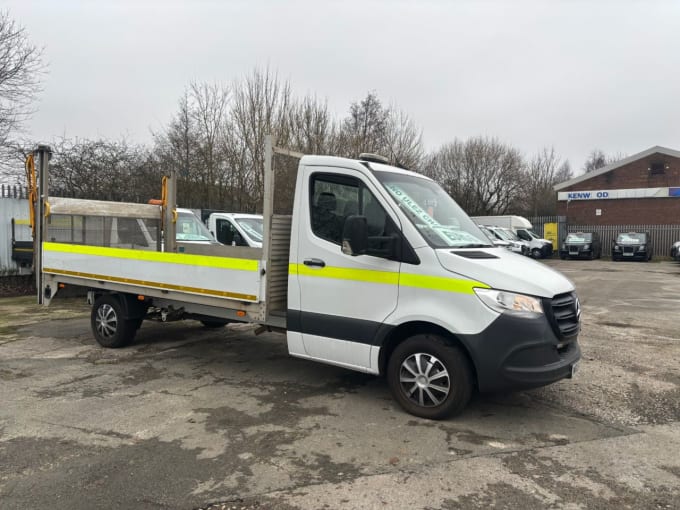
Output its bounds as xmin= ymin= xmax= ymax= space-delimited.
xmin=90 ymin=290 xmax=147 ymax=319
xmin=377 ymin=321 xmax=479 ymax=387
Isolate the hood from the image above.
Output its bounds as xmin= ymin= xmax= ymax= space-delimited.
xmin=436 ymin=248 xmax=574 ymax=298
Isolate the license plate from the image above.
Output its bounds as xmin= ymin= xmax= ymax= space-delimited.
xmin=570 ymin=362 xmax=580 ymax=378
xmin=624 ymin=252 xmax=633 ymax=256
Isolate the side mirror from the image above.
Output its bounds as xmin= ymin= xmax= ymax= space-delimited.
xmin=342 ymin=215 xmax=368 ymax=256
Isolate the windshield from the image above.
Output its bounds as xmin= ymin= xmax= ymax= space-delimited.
xmin=176 ymin=212 xmax=215 ymax=242
xmin=375 ymin=171 xmax=492 ymax=248
xmin=501 ymin=228 xmax=520 ymax=241
xmin=526 ymin=230 xmax=541 ymax=240
xmin=477 ymin=225 xmax=497 ymax=242
xmin=236 ymin=217 xmax=264 ymax=243
xmin=617 ymin=233 xmax=646 ymax=243
xmin=566 ymin=233 xmax=592 ymax=243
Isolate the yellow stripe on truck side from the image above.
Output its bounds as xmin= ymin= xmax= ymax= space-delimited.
xmin=289 ymin=263 xmax=488 ymax=295
xmin=43 ymin=242 xmax=258 ymax=272
xmin=43 ymin=267 xmax=257 ymax=301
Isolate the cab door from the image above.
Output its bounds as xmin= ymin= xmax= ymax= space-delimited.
xmin=290 ymin=166 xmax=401 ymax=372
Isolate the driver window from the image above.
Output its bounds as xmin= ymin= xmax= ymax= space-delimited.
xmin=310 ymin=173 xmax=395 ymax=259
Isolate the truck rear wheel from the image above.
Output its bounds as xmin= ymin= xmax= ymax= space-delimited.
xmin=531 ymin=248 xmax=542 ymax=259
xmin=91 ymin=295 xmax=137 ymax=348
xmin=387 ymin=334 xmax=473 ymax=420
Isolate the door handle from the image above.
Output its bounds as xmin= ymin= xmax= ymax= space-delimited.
xmin=303 ymin=258 xmax=326 ymax=268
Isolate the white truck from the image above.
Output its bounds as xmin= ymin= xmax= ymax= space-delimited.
xmin=29 ymin=140 xmax=581 ymax=419
xmin=471 ymin=215 xmax=553 ymax=258
xmin=207 ymin=213 xmax=264 ymax=248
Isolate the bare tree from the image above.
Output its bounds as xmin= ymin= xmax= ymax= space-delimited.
xmin=334 ymin=92 xmax=424 ymax=169
xmin=383 ymin=107 xmax=424 ymax=169
xmin=522 ymin=147 xmax=572 ymax=216
xmin=335 ymin=91 xmax=389 ymax=158
xmin=582 ymin=149 xmax=627 ymax=174
xmin=424 ymin=137 xmax=524 ymax=216
xmin=49 ymin=137 xmax=159 ymax=203
xmin=286 ymin=93 xmax=335 ymax=155
xmin=0 ymin=11 xmax=45 ymax=177
xmin=228 ymin=66 xmax=292 ymax=211
xmin=583 ymin=149 xmax=607 ymax=173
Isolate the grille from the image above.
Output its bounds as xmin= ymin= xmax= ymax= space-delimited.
xmin=623 ymin=246 xmax=635 ymax=254
xmin=547 ymin=292 xmax=580 ymax=339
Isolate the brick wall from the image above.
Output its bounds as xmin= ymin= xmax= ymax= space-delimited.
xmin=557 ymin=153 xmax=680 ymax=225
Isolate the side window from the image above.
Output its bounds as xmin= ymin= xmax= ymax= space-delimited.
xmin=310 ymin=173 xmax=405 ymax=261
xmin=215 ymin=219 xmax=233 ymax=245
xmin=517 ymin=229 xmax=530 ymax=241
xmin=310 ymin=174 xmax=359 ymax=245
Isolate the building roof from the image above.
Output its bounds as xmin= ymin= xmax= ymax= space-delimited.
xmin=554 ymin=146 xmax=680 ymax=191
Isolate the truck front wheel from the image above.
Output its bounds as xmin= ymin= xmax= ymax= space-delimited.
xmin=91 ymin=295 xmax=137 ymax=348
xmin=387 ymin=334 xmax=473 ymax=420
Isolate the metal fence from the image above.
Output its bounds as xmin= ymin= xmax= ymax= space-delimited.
xmin=0 ymin=197 xmax=32 ymax=275
xmin=1 ymin=184 xmax=28 ymax=199
xmin=528 ymin=216 xmax=680 ymax=258
xmin=564 ymin=224 xmax=680 ymax=258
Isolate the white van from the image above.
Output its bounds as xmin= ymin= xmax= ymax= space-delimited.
xmin=207 ymin=213 xmax=263 ymax=248
xmin=471 ymin=215 xmax=553 ymax=258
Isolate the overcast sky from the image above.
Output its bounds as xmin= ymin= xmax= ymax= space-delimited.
xmin=7 ymin=0 xmax=680 ymax=172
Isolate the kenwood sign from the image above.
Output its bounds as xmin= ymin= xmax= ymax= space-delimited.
xmin=558 ymin=187 xmax=680 ymax=201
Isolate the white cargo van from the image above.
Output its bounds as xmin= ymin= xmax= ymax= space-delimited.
xmin=29 ymin=141 xmax=581 ymax=419
xmin=207 ymin=213 xmax=263 ymax=248
xmin=471 ymin=215 xmax=553 ymax=258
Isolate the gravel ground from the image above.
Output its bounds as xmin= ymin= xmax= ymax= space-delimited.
xmin=0 ymin=259 xmax=678 ymax=509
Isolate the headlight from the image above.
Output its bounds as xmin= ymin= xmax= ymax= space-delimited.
xmin=584 ymin=244 xmax=590 ymax=250
xmin=474 ymin=288 xmax=544 ymax=317
xmin=614 ymin=245 xmax=621 ymax=251
xmin=638 ymin=245 xmax=646 ymax=251
xmin=561 ymin=243 xmax=566 ymax=249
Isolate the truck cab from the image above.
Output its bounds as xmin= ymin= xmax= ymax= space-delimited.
xmin=207 ymin=213 xmax=264 ymax=248
xmin=287 ymin=156 xmax=581 ymax=418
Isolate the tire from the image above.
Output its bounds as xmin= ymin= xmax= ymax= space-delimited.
xmin=531 ymin=248 xmax=542 ymax=259
xmin=200 ymin=319 xmax=229 ymax=328
xmin=387 ymin=334 xmax=473 ymax=420
xmin=91 ymin=295 xmax=137 ymax=348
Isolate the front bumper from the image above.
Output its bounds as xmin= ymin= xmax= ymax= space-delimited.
xmin=560 ymin=246 xmax=592 ymax=259
xmin=612 ymin=247 xmax=648 ymax=260
xmin=459 ymin=312 xmax=581 ymax=393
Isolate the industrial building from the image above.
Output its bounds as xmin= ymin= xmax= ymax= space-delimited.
xmin=554 ymin=146 xmax=680 ymax=225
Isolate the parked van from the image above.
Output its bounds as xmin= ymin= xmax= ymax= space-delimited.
xmin=207 ymin=213 xmax=264 ymax=248
xmin=481 ymin=225 xmax=529 ymax=256
xmin=471 ymin=215 xmax=553 ymax=258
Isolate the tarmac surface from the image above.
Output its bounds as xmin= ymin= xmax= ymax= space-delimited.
xmin=1 ymin=259 xmax=679 ymax=509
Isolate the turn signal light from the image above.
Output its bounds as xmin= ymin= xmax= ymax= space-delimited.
xmin=236 ymin=310 xmax=246 ymax=317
